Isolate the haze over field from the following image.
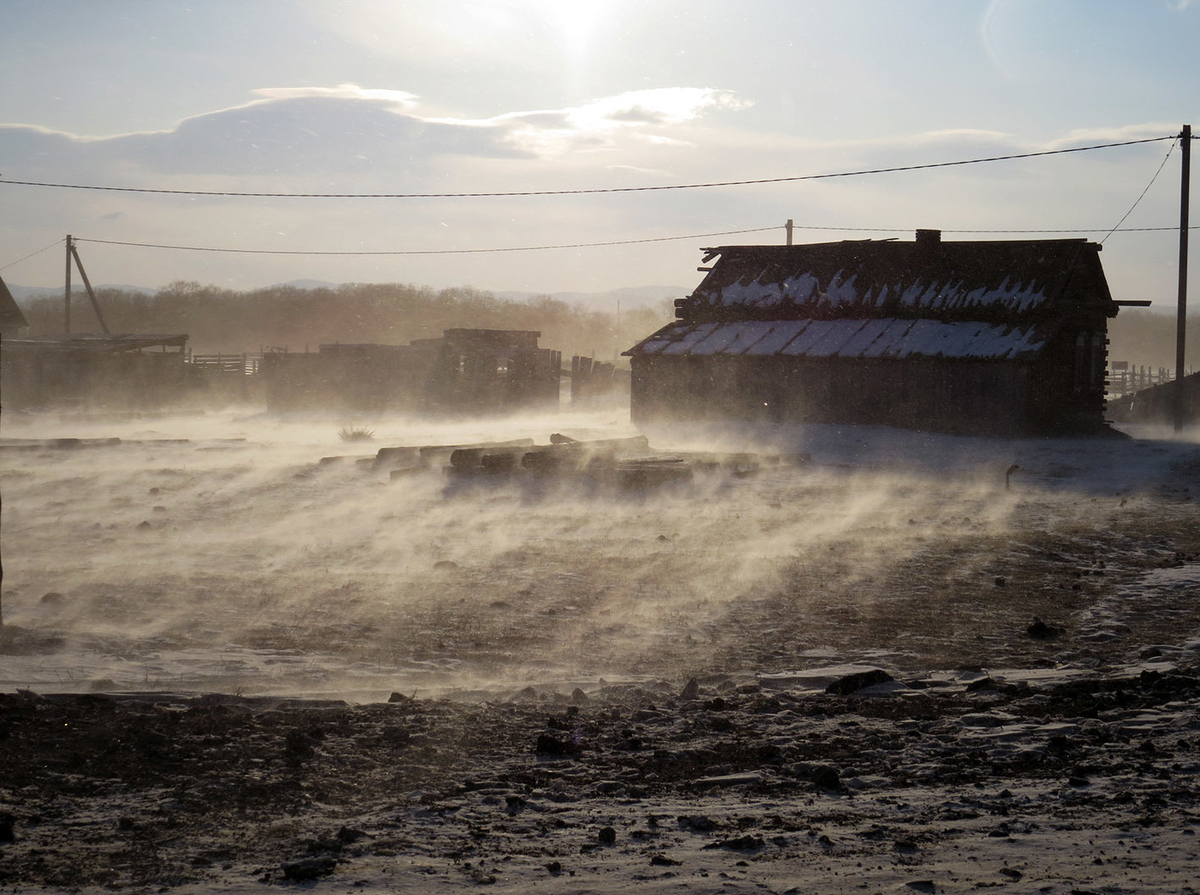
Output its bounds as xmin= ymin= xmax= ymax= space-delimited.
xmin=3 ymin=409 xmax=1198 ymax=699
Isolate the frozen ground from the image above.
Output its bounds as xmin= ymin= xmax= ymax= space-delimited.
xmin=1 ymin=407 xmax=1199 ymax=893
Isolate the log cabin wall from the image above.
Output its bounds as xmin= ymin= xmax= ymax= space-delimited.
xmin=626 ymin=232 xmax=1120 ymax=436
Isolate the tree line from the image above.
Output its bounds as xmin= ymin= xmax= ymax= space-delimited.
xmin=18 ymin=279 xmax=1190 ymax=371
xmin=20 ymin=281 xmax=674 ymax=363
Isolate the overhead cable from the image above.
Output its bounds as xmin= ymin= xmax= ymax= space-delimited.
xmin=74 ymin=227 xmax=785 ymax=256
xmin=1101 ymin=137 xmax=1179 ymax=244
xmin=0 ymin=236 xmax=66 ymax=271
xmin=69 ymin=223 xmax=1200 ymax=259
xmin=0 ymin=136 xmax=1177 ymax=200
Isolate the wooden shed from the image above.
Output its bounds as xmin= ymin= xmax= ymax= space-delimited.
xmin=1 ymin=332 xmax=190 ymax=410
xmin=624 ymin=231 xmax=1123 ymax=436
xmin=0 ymin=274 xmax=29 ymax=338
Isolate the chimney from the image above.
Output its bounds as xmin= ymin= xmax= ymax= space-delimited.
xmin=915 ymin=229 xmax=941 ymax=247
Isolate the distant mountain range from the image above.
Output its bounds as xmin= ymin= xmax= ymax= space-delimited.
xmin=8 ymin=280 xmax=689 ymax=311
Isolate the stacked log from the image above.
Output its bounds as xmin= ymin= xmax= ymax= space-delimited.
xmin=358 ymin=434 xmax=810 ymax=491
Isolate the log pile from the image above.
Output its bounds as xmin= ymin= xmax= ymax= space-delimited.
xmin=312 ymin=434 xmax=809 ymax=491
xmin=436 ymin=434 xmax=808 ymax=491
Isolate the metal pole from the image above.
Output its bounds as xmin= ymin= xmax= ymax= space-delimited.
xmin=64 ymin=234 xmax=72 ymax=333
xmin=1175 ymin=125 xmax=1191 ymax=433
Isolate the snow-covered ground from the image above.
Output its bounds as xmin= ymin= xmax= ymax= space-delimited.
xmin=2 ymin=408 xmax=1198 ymax=892
xmin=2 ymin=409 xmax=1197 ymax=697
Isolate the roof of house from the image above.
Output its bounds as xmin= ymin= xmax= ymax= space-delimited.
xmin=676 ymin=232 xmax=1114 ymax=325
xmin=626 ymin=318 xmax=1053 ymax=361
xmin=0 ymin=274 xmax=29 ymax=331
xmin=626 ymin=232 xmax=1115 ymax=362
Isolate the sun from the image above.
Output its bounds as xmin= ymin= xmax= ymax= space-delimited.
xmin=315 ymin=1 xmax=624 ymax=66
xmin=538 ymin=1 xmax=612 ymax=57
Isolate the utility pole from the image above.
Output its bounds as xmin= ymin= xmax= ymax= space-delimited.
xmin=64 ymin=234 xmax=73 ymax=333
xmin=1175 ymin=125 xmax=1191 ymax=434
xmin=69 ymin=238 xmax=110 ymax=334
xmin=61 ymin=233 xmax=110 ymax=334
xmin=786 ymin=219 xmax=794 ymax=246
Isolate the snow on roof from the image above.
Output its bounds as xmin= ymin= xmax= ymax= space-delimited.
xmin=659 ymin=322 xmax=720 ymax=355
xmin=627 ymin=318 xmax=1050 ymax=361
xmin=681 ymin=237 xmax=1111 ymax=323
xmin=704 ymin=269 xmax=1052 ymax=316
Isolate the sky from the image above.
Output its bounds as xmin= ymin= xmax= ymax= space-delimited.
xmin=1 ymin=0 xmax=1198 ymax=307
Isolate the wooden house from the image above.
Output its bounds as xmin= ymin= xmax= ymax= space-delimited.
xmin=624 ymin=230 xmax=1124 ymax=436
xmin=0 ymin=274 xmax=29 ymax=339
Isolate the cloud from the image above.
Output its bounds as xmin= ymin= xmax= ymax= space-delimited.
xmin=1046 ymin=122 xmax=1183 ymax=150
xmin=251 ymin=85 xmax=421 ymax=110
xmin=0 ymin=86 xmax=749 ymax=184
xmin=607 ymin=164 xmax=673 ymax=177
xmin=442 ymin=88 xmax=751 ymax=157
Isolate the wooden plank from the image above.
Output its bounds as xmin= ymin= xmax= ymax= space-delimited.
xmin=449 ymin=445 xmax=531 ymax=469
xmin=417 ymin=438 xmax=535 ymax=466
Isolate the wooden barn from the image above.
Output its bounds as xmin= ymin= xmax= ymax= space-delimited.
xmin=624 ymin=230 xmax=1126 ymax=436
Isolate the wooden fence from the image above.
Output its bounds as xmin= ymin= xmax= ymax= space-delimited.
xmin=185 ymin=351 xmax=263 ymax=376
xmin=1107 ymin=363 xmax=1186 ymax=399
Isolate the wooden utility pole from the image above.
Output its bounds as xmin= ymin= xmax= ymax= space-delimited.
xmin=1175 ymin=125 xmax=1191 ymax=433
xmin=64 ymin=234 xmax=73 ymax=333
xmin=69 ymin=239 xmax=110 ymax=334
xmin=62 ymin=234 xmax=110 ymax=334
xmin=786 ymin=219 xmax=794 ymax=246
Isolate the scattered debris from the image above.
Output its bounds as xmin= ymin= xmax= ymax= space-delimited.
xmin=281 ymin=856 xmax=337 ymax=882
xmin=824 ymin=668 xmax=894 ymax=695
xmin=1027 ymin=617 xmax=1063 ymax=640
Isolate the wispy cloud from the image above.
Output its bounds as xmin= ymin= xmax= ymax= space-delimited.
xmin=1047 ymin=122 xmax=1183 ymax=150
xmin=0 ymin=86 xmax=751 ymax=183
xmin=433 ymin=88 xmax=751 ymax=156
xmin=252 ymin=84 xmax=421 ymax=110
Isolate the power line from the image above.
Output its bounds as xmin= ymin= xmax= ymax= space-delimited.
xmin=68 ymin=223 xmax=1200 ymax=259
xmin=0 ymin=236 xmax=65 ymax=272
xmin=1101 ymin=137 xmax=1178 ymax=244
xmin=0 ymin=136 xmax=1177 ymax=200
xmin=74 ymin=227 xmax=785 ymax=256
xmin=790 ymin=225 xmax=1200 ymax=234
